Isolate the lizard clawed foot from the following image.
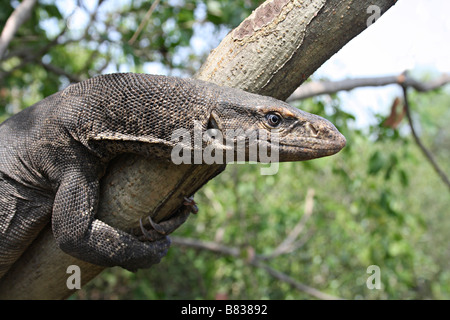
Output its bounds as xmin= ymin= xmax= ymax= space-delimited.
xmin=139 ymin=195 xmax=198 ymax=242
xmin=139 ymin=211 xmax=190 ymax=241
xmin=139 ymin=217 xmax=162 ymax=242
xmin=183 ymin=196 xmax=198 ymax=214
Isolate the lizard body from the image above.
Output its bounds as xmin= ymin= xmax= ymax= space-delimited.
xmin=0 ymin=73 xmax=345 ymax=278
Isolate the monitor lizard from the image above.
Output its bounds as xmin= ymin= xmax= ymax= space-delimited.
xmin=0 ymin=73 xmax=346 ymax=278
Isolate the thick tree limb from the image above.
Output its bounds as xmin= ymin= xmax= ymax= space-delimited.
xmin=197 ymin=0 xmax=398 ymax=101
xmin=287 ymin=73 xmax=450 ymax=101
xmin=0 ymin=0 xmax=397 ymax=299
xmin=0 ymin=0 xmax=37 ymax=60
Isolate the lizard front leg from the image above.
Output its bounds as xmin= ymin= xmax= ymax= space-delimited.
xmin=52 ymin=171 xmax=170 ymax=271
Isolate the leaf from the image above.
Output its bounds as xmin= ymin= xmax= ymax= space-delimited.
xmin=384 ymin=153 xmax=398 ymax=180
xmin=398 ymin=169 xmax=409 ymax=187
xmin=368 ymin=151 xmax=385 ymax=175
xmin=207 ymin=0 xmax=223 ymax=17
xmin=41 ymin=4 xmax=63 ymax=20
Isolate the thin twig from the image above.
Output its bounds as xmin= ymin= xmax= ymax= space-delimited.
xmin=251 ymin=260 xmax=342 ymax=300
xmin=0 ymin=0 xmax=37 ymax=60
xmin=39 ymin=62 xmax=82 ymax=83
xmin=73 ymin=0 xmax=105 ymax=43
xmin=265 ymin=188 xmax=315 ymax=259
xmin=401 ymin=86 xmax=450 ymax=192
xmin=128 ymin=0 xmax=160 ymax=45
xmin=287 ymin=73 xmax=450 ymax=102
xmin=171 ymin=235 xmax=342 ymax=300
xmin=171 ymin=236 xmax=240 ymax=257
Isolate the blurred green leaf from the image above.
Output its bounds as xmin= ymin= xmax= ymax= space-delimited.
xmin=368 ymin=150 xmax=385 ymax=175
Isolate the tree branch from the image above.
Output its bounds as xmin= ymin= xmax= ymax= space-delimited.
xmin=287 ymin=73 xmax=450 ymax=101
xmin=0 ymin=27 xmax=70 ymax=84
xmin=128 ymin=0 xmax=160 ymax=45
xmin=287 ymin=72 xmax=450 ymax=192
xmin=171 ymin=236 xmax=342 ymax=300
xmin=402 ymin=86 xmax=450 ymax=192
xmin=169 ymin=190 xmax=341 ymax=300
xmin=0 ymin=0 xmax=37 ymax=60
xmin=264 ymin=188 xmax=315 ymax=259
xmin=39 ymin=62 xmax=82 ymax=83
xmin=252 ymin=260 xmax=342 ymax=300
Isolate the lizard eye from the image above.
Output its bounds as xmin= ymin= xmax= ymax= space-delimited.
xmin=265 ymin=113 xmax=282 ymax=128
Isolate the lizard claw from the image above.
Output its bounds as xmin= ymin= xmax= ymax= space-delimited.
xmin=139 ymin=217 xmax=162 ymax=241
xmin=183 ymin=196 xmax=198 ymax=214
xmin=139 ymin=196 xmax=197 ymax=241
xmin=147 ymin=215 xmax=167 ymax=235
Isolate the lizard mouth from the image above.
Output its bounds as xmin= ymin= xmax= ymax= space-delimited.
xmin=280 ymin=135 xmax=346 ymax=153
xmin=258 ymin=133 xmax=346 ymax=161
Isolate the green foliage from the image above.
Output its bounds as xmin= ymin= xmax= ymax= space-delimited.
xmin=1 ymin=0 xmax=449 ymax=300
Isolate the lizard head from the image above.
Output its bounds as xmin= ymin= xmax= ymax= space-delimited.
xmin=209 ymin=93 xmax=346 ymax=163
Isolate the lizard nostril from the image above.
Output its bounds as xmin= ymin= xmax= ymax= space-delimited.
xmin=307 ymin=123 xmax=319 ymax=137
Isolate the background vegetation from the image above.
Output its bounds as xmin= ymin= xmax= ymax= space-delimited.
xmin=1 ymin=0 xmax=449 ymax=299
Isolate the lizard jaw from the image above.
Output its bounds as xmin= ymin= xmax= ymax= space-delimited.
xmin=256 ymin=130 xmax=346 ymax=162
